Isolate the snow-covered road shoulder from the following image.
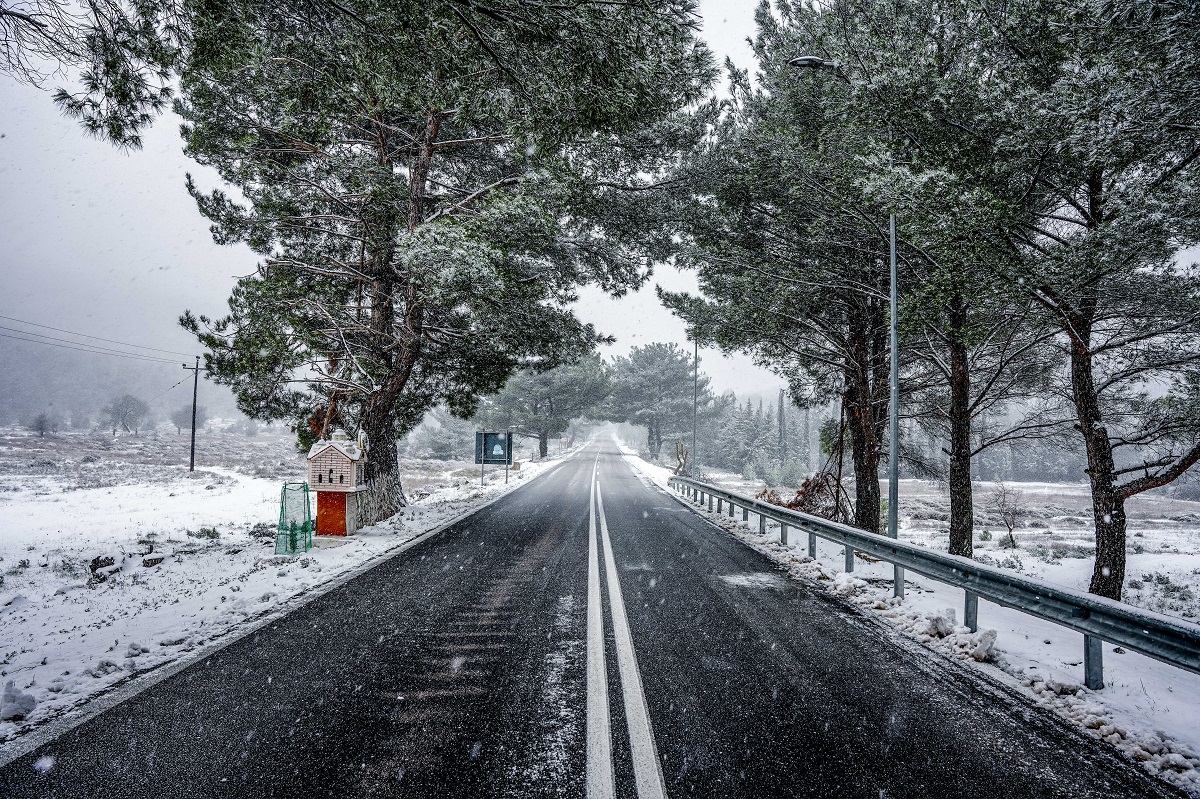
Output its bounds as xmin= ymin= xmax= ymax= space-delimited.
xmin=0 ymin=453 xmax=566 ymax=754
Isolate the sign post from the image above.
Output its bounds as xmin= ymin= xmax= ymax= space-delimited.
xmin=475 ymin=430 xmax=514 ymax=487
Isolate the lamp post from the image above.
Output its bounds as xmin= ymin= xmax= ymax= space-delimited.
xmin=692 ymin=336 xmax=699 ymax=478
xmin=790 ymin=54 xmax=903 ymax=597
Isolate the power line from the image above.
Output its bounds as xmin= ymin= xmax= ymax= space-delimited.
xmin=148 ymin=376 xmax=191 ymax=402
xmin=0 ymin=326 xmax=183 ymax=363
xmin=0 ymin=313 xmax=197 ymax=357
xmin=0 ymin=331 xmax=182 ymax=365
xmin=0 ymin=323 xmax=192 ymax=360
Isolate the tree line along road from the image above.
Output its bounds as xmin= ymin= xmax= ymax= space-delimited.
xmin=0 ymin=441 xmax=1184 ymax=798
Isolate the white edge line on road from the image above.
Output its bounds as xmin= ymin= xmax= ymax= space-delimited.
xmin=586 ymin=456 xmax=616 ymax=798
xmin=0 ymin=459 xmax=570 ymax=769
xmin=596 ymin=478 xmax=669 ymax=799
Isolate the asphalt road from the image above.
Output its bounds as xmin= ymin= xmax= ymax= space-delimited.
xmin=0 ymin=441 xmax=1184 ymax=798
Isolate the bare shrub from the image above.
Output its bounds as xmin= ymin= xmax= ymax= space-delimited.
xmin=990 ymin=483 xmax=1026 ymax=549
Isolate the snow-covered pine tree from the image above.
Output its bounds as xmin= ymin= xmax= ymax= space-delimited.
xmin=731 ymin=400 xmax=757 ymax=471
xmin=806 ymin=0 xmax=1073 ymax=557
xmin=174 ymin=1 xmax=714 ymax=524
xmin=1 ymin=0 xmax=179 ymax=148
xmin=474 ymin=355 xmax=611 ymax=458
xmin=606 ymin=343 xmax=714 ymax=461
xmin=658 ymin=4 xmax=893 ymax=533
xmin=896 ymin=0 xmax=1200 ymax=597
xmin=407 ymin=407 xmax=475 ymax=461
xmin=704 ymin=394 xmax=740 ymax=472
xmin=808 ymin=0 xmax=1200 ymax=594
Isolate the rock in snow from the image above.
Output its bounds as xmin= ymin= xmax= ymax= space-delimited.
xmin=0 ymin=680 xmax=37 ymax=722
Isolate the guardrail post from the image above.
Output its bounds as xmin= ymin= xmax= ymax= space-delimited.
xmin=742 ymin=506 xmax=749 ymax=522
xmin=716 ymin=498 xmax=723 ymax=514
xmin=729 ymin=501 xmax=736 ymax=518
xmin=1084 ymin=635 xmax=1104 ymax=690
xmin=964 ymin=591 xmax=979 ymax=632
xmin=894 ymin=566 xmax=905 ymax=599
xmin=807 ymin=532 xmax=816 ymax=559
xmin=758 ymin=514 xmax=766 ymax=535
xmin=780 ymin=523 xmax=789 ymax=545
xmin=708 ymin=494 xmax=714 ymax=512
xmin=844 ymin=546 xmax=854 ymax=573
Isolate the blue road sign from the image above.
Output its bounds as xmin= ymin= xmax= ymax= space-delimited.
xmin=475 ymin=431 xmax=513 ymax=465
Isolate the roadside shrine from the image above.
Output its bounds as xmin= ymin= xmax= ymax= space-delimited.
xmin=307 ymin=429 xmax=365 ymax=536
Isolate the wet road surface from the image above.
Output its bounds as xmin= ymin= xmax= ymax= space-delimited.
xmin=0 ymin=442 xmax=1183 ymax=798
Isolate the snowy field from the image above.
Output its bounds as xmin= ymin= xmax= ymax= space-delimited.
xmin=618 ymin=437 xmax=1200 ymax=796
xmin=0 ymin=423 xmax=566 ymax=748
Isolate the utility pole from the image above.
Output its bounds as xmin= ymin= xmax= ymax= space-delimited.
xmin=692 ymin=337 xmax=699 ymax=478
xmin=183 ymin=356 xmax=200 ymax=471
xmin=889 ymin=213 xmax=904 ymax=598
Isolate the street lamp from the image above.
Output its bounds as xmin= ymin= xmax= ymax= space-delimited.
xmin=791 ymin=54 xmax=903 ymax=598
xmin=787 ymin=55 xmax=840 ymax=72
xmin=692 ymin=336 xmax=699 ymax=478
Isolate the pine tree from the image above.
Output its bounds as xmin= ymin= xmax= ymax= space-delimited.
xmin=475 ymin=356 xmax=611 ymax=457
xmin=606 ymin=343 xmax=714 ymax=460
xmin=174 ymin=1 xmax=714 ymax=523
xmin=841 ymin=0 xmax=1200 ymax=596
xmin=1 ymin=1 xmax=179 ymax=148
xmin=657 ymin=4 xmax=894 ymax=533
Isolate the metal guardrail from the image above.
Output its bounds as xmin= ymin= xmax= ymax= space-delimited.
xmin=667 ymin=475 xmax=1200 ymax=690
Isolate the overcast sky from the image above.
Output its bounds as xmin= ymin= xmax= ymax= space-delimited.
xmin=0 ymin=0 xmax=784 ymax=407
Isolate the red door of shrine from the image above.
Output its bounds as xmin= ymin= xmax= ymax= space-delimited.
xmin=316 ymin=492 xmax=347 ymax=536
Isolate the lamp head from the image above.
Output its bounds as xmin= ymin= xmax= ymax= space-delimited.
xmin=788 ymin=55 xmax=839 ymax=71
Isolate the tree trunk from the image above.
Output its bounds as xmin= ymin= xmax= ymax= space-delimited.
xmin=843 ymin=298 xmax=887 ymax=535
xmin=947 ymin=298 xmax=974 ymax=558
xmin=1069 ymin=341 xmax=1127 ymax=599
xmin=847 ymin=415 xmax=881 ymax=534
xmin=1074 ymin=166 xmax=1127 ymax=599
xmin=358 ymin=401 xmax=407 ymax=526
xmin=538 ymin=430 xmax=549 ymax=458
xmin=844 ymin=366 xmax=882 ymax=534
xmin=646 ymin=423 xmax=666 ymax=459
xmin=802 ymin=408 xmax=811 ymax=470
xmin=345 ymin=107 xmax=436 ymax=527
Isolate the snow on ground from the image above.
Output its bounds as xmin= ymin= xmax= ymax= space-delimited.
xmin=0 ymin=424 xmax=574 ymax=748
xmin=616 ymin=434 xmax=1200 ymax=796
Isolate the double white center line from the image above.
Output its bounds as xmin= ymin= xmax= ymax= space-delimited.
xmin=586 ymin=458 xmax=667 ymax=799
